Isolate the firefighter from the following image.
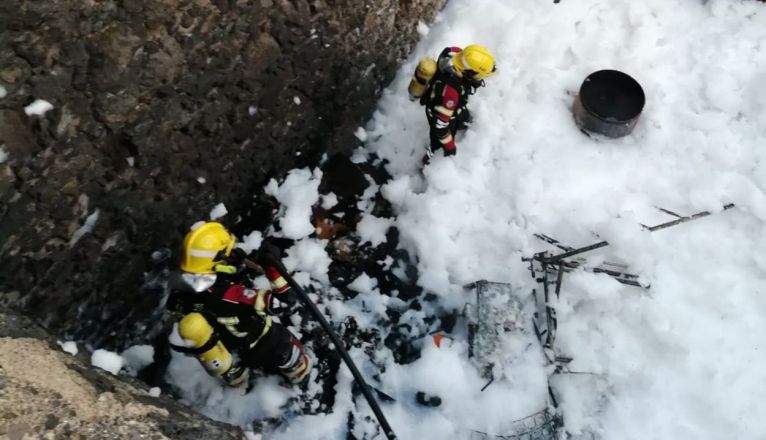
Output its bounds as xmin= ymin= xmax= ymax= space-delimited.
xmin=410 ymin=44 xmax=497 ymax=162
xmin=165 ymin=221 xmax=311 ymax=386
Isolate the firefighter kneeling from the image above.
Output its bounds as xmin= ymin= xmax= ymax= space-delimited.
xmin=166 ymin=221 xmax=311 ymax=386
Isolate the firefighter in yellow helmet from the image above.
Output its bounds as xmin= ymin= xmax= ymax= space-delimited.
xmin=166 ymin=221 xmax=311 ymax=386
xmin=409 ymin=44 xmax=496 ymax=163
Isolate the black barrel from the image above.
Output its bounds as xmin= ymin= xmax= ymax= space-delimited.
xmin=573 ymin=70 xmax=645 ymax=138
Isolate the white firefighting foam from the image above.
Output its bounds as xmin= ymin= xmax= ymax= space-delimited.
xmin=163 ymin=0 xmax=766 ymax=439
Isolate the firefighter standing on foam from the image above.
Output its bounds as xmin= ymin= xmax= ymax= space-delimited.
xmin=165 ymin=221 xmax=311 ymax=387
xmin=408 ymin=45 xmax=497 ymax=162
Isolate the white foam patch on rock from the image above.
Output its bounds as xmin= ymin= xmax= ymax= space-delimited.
xmin=283 ymin=239 xmax=332 ymax=284
xmin=69 ymin=209 xmax=100 ymax=247
xmin=243 ymin=431 xmax=262 ymax=440
xmin=350 ymin=146 xmax=370 ymax=164
xmin=354 ymin=126 xmax=368 ymax=142
xmin=57 ymin=341 xmax=78 ymax=356
xmin=237 ymin=230 xmax=263 ymax=254
xmin=416 ymin=20 xmax=430 ymax=36
xmin=209 ymin=203 xmax=228 ymax=220
xmin=24 ymin=99 xmax=54 ymax=116
xmin=91 ymin=349 xmax=124 ymax=375
xmin=356 ymin=214 xmax=392 ymax=247
xmin=321 ymin=193 xmax=338 ymax=210
xmin=121 ymin=345 xmax=155 ymax=377
xmin=265 ymin=168 xmax=321 ymax=239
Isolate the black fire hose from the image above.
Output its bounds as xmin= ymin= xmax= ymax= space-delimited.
xmin=250 ymin=256 xmax=398 ymax=440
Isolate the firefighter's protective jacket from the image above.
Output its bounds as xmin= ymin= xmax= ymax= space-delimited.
xmin=423 ymin=47 xmax=474 ymax=154
xmin=166 ymin=264 xmax=292 ymax=352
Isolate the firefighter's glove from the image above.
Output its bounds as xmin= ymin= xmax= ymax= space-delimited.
xmin=255 ymin=242 xmax=283 ymax=267
xmin=466 ymin=78 xmax=485 ymax=94
xmin=227 ymin=247 xmax=248 ymax=266
xmin=269 ymin=296 xmax=292 ymax=316
xmin=253 ymin=290 xmax=291 ymax=317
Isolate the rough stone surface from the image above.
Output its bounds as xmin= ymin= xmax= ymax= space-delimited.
xmin=0 ymin=308 xmax=243 ymax=440
xmin=0 ymin=0 xmax=445 ymax=347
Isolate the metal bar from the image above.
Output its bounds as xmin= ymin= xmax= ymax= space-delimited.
xmin=529 ymin=259 xmax=643 ymax=287
xmin=554 ymin=262 xmax=564 ymax=299
xmin=529 ymin=256 xmax=548 ymax=346
xmin=541 ymin=260 xmax=550 ymax=304
xmin=534 ymin=234 xmax=575 ymax=252
xmin=563 ymin=256 xmax=627 ymax=269
xmin=559 ymin=261 xmax=638 ymax=279
xmin=480 ymin=376 xmax=494 ymax=392
xmin=588 ymin=266 xmax=638 ymax=280
xmin=541 ymin=260 xmax=557 ymax=349
xmin=646 ymin=203 xmax=735 ymax=232
xmin=533 ymin=256 xmax=628 ymax=270
xmin=540 ymin=240 xmax=610 ymax=263
xmin=547 ymin=385 xmax=559 ymax=408
xmin=541 ymin=204 xmax=735 ymax=263
xmin=558 ymin=261 xmax=629 ymax=281
xmin=601 ymin=260 xmax=629 ymax=270
xmin=592 ymin=272 xmax=642 ymax=287
xmin=558 ymin=265 xmax=643 ymax=287
xmin=656 ymin=207 xmax=682 ymax=218
xmin=559 ymin=260 xmax=640 ymax=280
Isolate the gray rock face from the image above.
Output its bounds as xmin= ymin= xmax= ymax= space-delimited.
xmin=0 ymin=0 xmax=445 ymax=346
xmin=0 ymin=308 xmax=243 ymax=440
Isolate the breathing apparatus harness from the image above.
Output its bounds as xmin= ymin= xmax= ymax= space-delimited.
xmin=169 ymin=322 xmax=221 ymax=355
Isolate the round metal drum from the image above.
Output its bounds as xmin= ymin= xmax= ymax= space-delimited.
xmin=573 ymin=70 xmax=645 ymax=138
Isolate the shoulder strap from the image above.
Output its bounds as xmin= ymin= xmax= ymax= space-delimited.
xmin=427 ymin=70 xmax=466 ymax=104
xmin=438 ymin=71 xmax=463 ymax=90
xmin=169 ymin=327 xmax=221 ymax=355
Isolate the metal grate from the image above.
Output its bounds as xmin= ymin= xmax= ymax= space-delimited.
xmin=464 ymin=281 xmax=560 ymax=440
xmin=469 ymin=407 xmax=561 ymax=440
xmin=465 ymin=280 xmax=525 ymax=369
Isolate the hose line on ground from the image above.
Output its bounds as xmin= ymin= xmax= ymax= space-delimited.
xmin=248 ymin=256 xmax=398 ymax=440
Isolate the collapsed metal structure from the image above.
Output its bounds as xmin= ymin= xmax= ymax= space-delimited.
xmin=465 ymin=280 xmax=561 ymax=440
xmin=467 ymin=204 xmax=734 ymax=439
xmin=527 ymin=203 xmax=734 ymax=368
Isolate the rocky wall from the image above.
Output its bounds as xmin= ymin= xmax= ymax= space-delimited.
xmin=0 ymin=0 xmax=445 ymax=346
xmin=0 ymin=308 xmax=244 ymax=439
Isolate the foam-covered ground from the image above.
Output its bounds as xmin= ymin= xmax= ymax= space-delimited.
xmin=364 ymin=0 xmax=766 ymax=438
xmin=150 ymin=0 xmax=766 ymax=439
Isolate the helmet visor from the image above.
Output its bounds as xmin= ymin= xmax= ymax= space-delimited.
xmin=464 ymin=63 xmax=497 ymax=80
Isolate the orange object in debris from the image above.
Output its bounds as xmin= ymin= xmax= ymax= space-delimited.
xmin=432 ymin=333 xmax=446 ymax=348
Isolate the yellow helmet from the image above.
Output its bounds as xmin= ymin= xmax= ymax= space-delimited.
xmin=453 ymin=45 xmax=497 ymax=80
xmin=180 ymin=221 xmax=236 ymax=274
